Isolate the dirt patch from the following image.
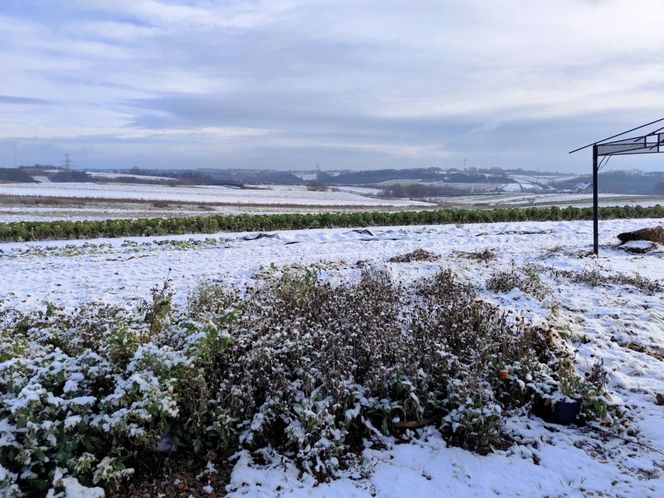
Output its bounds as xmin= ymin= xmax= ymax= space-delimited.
xmin=112 ymin=453 xmax=233 ymax=498
xmin=388 ymin=248 xmax=439 ymax=263
xmin=617 ymin=226 xmax=664 ymax=245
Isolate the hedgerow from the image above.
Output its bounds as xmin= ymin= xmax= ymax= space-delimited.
xmin=0 ymin=267 xmax=615 ymax=495
xmin=0 ymin=204 xmax=663 ymax=242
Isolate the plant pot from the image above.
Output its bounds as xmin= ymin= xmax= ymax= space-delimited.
xmin=533 ymin=395 xmax=582 ymax=425
xmin=553 ymin=400 xmax=581 ymax=425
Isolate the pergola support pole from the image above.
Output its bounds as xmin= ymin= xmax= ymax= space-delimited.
xmin=569 ymin=118 xmax=664 ymax=256
xmin=592 ymin=144 xmax=599 ymax=255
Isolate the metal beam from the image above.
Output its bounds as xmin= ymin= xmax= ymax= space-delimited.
xmin=569 ymin=116 xmax=664 ymax=154
xmin=570 ymin=120 xmax=664 ymax=255
xmin=592 ymin=145 xmax=599 ymax=256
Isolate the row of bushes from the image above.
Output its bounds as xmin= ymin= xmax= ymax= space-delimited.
xmin=1 ymin=204 xmax=663 ymax=242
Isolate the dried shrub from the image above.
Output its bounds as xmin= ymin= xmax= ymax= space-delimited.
xmin=457 ymin=248 xmax=496 ymax=263
xmin=487 ymin=264 xmax=550 ymax=300
xmin=188 ymin=283 xmax=238 ymax=317
xmin=552 ymin=268 xmax=663 ymax=295
xmin=0 ymin=267 xmax=609 ymax=495
xmin=388 ymin=248 xmax=439 ymax=263
xmin=142 ymin=278 xmax=173 ymax=334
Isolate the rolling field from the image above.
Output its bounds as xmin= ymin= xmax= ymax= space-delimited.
xmin=2 ymin=182 xmax=663 ymax=224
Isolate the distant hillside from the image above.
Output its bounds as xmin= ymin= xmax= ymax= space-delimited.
xmin=318 ymin=167 xmax=510 ymax=185
xmin=8 ymin=164 xmax=664 ymax=197
xmin=199 ymin=169 xmax=304 ymax=185
xmin=551 ymin=171 xmax=664 ymax=195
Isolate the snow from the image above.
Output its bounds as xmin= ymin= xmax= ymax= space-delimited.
xmin=1 ymin=217 xmax=663 ymax=496
xmin=437 ymin=192 xmax=663 ymax=208
xmin=621 ymin=240 xmax=657 ymax=252
xmin=500 ymin=182 xmax=522 ymax=192
xmin=227 ymin=426 xmax=662 ymax=497
xmin=1 ymin=218 xmax=662 ymax=312
xmin=61 ymin=476 xmax=105 ymax=498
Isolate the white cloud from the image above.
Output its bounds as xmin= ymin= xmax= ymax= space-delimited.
xmin=1 ymin=0 xmax=664 ymax=170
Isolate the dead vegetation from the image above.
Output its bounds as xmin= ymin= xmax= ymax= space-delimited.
xmin=457 ymin=248 xmax=496 ymax=263
xmin=620 ymin=342 xmax=664 ymax=362
xmin=388 ymin=248 xmax=439 ymax=263
xmin=487 ymin=264 xmax=550 ymax=299
xmin=0 ymin=265 xmax=616 ymax=495
xmin=551 ymin=268 xmax=663 ymax=295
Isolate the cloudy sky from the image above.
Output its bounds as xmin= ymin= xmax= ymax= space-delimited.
xmin=1 ymin=0 xmax=664 ymax=172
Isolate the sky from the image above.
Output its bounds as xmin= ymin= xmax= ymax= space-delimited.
xmin=1 ymin=0 xmax=664 ymax=172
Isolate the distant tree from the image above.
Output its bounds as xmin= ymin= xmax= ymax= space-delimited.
xmin=0 ymin=168 xmax=37 ymax=183
xmin=380 ymin=183 xmax=466 ymax=198
xmin=48 ymin=170 xmax=91 ymax=182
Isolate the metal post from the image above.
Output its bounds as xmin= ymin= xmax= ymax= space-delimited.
xmin=592 ymin=144 xmax=599 ymax=255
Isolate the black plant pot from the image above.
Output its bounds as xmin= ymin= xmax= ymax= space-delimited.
xmin=533 ymin=396 xmax=582 ymax=425
xmin=553 ymin=400 xmax=581 ymax=425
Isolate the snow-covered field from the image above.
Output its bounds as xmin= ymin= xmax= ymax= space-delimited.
xmin=437 ymin=192 xmax=664 ymax=208
xmin=86 ymin=172 xmax=178 ymax=182
xmin=2 ymin=182 xmax=662 ymax=223
xmin=0 ymin=182 xmax=427 ymax=208
xmin=1 ymin=218 xmax=663 ymax=496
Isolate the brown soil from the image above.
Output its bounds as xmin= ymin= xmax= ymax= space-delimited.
xmin=110 ymin=453 xmax=233 ymax=498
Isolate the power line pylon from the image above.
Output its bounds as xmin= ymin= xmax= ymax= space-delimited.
xmin=64 ymin=153 xmax=73 ymax=181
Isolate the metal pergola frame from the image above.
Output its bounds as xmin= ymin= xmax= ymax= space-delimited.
xmin=569 ymin=117 xmax=664 ymax=255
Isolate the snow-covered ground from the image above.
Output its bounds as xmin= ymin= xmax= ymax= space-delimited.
xmin=2 ymin=218 xmax=661 ymax=311
xmin=437 ymin=192 xmax=664 ymax=208
xmin=1 ymin=218 xmax=663 ymax=496
xmin=0 ymin=182 xmax=427 ymax=208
